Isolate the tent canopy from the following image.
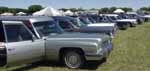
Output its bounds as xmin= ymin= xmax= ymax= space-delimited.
xmin=65 ymin=10 xmax=74 ymax=15
xmin=33 ymin=6 xmax=62 ymax=16
xmin=17 ymin=12 xmax=26 ymax=15
xmin=1 ymin=12 xmax=14 ymax=16
xmin=114 ymin=9 xmax=125 ymax=13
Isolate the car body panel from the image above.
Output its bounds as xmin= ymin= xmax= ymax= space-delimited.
xmin=52 ymin=16 xmax=116 ymax=38
xmin=0 ymin=16 xmax=112 ymax=67
xmin=1 ymin=21 xmax=45 ymax=66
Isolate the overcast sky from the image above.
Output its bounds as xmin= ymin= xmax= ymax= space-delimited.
xmin=0 ymin=0 xmax=150 ymax=10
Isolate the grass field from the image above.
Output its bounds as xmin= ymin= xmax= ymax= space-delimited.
xmin=1 ymin=22 xmax=150 ymax=71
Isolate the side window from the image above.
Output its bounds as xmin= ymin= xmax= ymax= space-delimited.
xmin=0 ymin=23 xmax=5 ymax=42
xmin=4 ymin=24 xmax=33 ymax=42
xmin=58 ymin=20 xmax=74 ymax=32
xmin=33 ymin=21 xmax=58 ymax=37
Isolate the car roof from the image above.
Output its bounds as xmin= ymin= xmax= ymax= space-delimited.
xmin=52 ymin=16 xmax=75 ymax=20
xmin=0 ymin=16 xmax=54 ymax=22
xmin=103 ymin=14 xmax=119 ymax=17
xmin=2 ymin=21 xmax=23 ymax=24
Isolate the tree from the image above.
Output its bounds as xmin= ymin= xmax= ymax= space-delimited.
xmin=100 ymin=7 xmax=109 ymax=14
xmin=78 ymin=8 xmax=85 ymax=11
xmin=8 ymin=8 xmax=28 ymax=14
xmin=0 ymin=7 xmax=9 ymax=14
xmin=140 ymin=7 xmax=150 ymax=12
xmin=109 ymin=7 xmax=117 ymax=13
xmin=59 ymin=8 xmax=68 ymax=12
xmin=69 ymin=8 xmax=78 ymax=12
xmin=28 ymin=5 xmax=43 ymax=13
xmin=90 ymin=8 xmax=97 ymax=10
xmin=120 ymin=7 xmax=133 ymax=12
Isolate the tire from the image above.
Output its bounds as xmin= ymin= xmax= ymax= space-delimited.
xmin=129 ymin=23 xmax=136 ymax=27
xmin=101 ymin=57 xmax=107 ymax=63
xmin=119 ymin=24 xmax=128 ymax=30
xmin=63 ymin=50 xmax=85 ymax=69
xmin=137 ymin=20 xmax=142 ymax=24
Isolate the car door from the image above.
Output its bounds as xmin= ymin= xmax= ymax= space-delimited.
xmin=3 ymin=21 xmax=45 ymax=66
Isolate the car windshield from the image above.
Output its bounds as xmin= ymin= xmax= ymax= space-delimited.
xmin=69 ymin=18 xmax=80 ymax=27
xmin=33 ymin=21 xmax=59 ymax=37
xmin=88 ymin=17 xmax=96 ymax=23
xmin=72 ymin=18 xmax=86 ymax=27
xmin=117 ymin=16 xmax=122 ymax=19
xmin=109 ymin=16 xmax=117 ymax=20
xmin=79 ymin=17 xmax=91 ymax=24
xmin=119 ymin=14 xmax=130 ymax=19
xmin=128 ymin=14 xmax=137 ymax=19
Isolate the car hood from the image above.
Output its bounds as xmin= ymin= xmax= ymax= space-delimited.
xmin=87 ymin=23 xmax=115 ymax=27
xmin=47 ymin=33 xmax=109 ymax=42
xmin=79 ymin=23 xmax=116 ymax=33
xmin=143 ymin=15 xmax=150 ymax=18
xmin=117 ymin=19 xmax=137 ymax=22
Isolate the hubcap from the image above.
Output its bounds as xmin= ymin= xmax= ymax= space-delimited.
xmin=69 ymin=56 xmax=78 ymax=65
xmin=65 ymin=52 xmax=81 ymax=68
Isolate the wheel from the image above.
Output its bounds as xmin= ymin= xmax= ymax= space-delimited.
xmin=119 ymin=24 xmax=128 ymax=30
xmin=102 ymin=57 xmax=107 ymax=62
xmin=63 ymin=50 xmax=85 ymax=69
xmin=137 ymin=20 xmax=142 ymax=24
xmin=129 ymin=23 xmax=136 ymax=27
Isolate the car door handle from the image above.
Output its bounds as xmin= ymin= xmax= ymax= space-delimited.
xmin=8 ymin=48 xmax=15 ymax=51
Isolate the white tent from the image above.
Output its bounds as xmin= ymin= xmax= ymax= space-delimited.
xmin=1 ymin=12 xmax=14 ymax=16
xmin=33 ymin=6 xmax=62 ymax=16
xmin=114 ymin=9 xmax=125 ymax=13
xmin=17 ymin=12 xmax=26 ymax=15
xmin=65 ymin=10 xmax=74 ymax=15
xmin=59 ymin=10 xmax=65 ymax=16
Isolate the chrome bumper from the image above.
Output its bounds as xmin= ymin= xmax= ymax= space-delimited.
xmin=85 ymin=43 xmax=113 ymax=61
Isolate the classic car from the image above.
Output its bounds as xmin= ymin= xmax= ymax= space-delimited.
xmin=103 ymin=14 xmax=138 ymax=29
xmin=0 ymin=16 xmax=112 ymax=68
xmin=103 ymin=14 xmax=129 ymax=29
xmin=117 ymin=13 xmax=138 ymax=27
xmin=142 ymin=14 xmax=150 ymax=22
xmin=52 ymin=16 xmax=117 ymax=38
xmin=126 ymin=12 xmax=144 ymax=24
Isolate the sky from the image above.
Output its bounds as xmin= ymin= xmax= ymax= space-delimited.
xmin=0 ymin=0 xmax=150 ymax=10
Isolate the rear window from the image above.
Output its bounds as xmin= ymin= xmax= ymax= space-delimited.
xmin=109 ymin=16 xmax=117 ymax=20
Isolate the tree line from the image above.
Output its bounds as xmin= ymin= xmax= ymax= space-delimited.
xmin=0 ymin=5 xmax=150 ymax=14
xmin=59 ymin=7 xmax=133 ymax=13
xmin=0 ymin=5 xmax=43 ymax=14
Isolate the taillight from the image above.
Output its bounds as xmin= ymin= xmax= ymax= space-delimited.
xmin=27 ymin=21 xmax=32 ymax=28
xmin=0 ymin=42 xmax=6 ymax=57
xmin=0 ymin=42 xmax=5 ymax=48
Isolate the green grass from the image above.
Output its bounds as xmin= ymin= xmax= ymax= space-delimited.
xmin=1 ymin=22 xmax=150 ymax=71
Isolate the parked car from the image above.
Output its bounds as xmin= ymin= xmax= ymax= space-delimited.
xmin=0 ymin=16 xmax=112 ymax=69
xmin=142 ymin=14 xmax=150 ymax=22
xmin=52 ymin=16 xmax=117 ymax=38
xmin=104 ymin=14 xmax=138 ymax=29
xmin=126 ymin=12 xmax=144 ymax=24
xmin=103 ymin=14 xmax=129 ymax=29
xmin=117 ymin=13 xmax=138 ymax=27
xmin=75 ymin=16 xmax=117 ymax=38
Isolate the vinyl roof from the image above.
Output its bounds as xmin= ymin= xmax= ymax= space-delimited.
xmin=0 ymin=16 xmax=54 ymax=21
